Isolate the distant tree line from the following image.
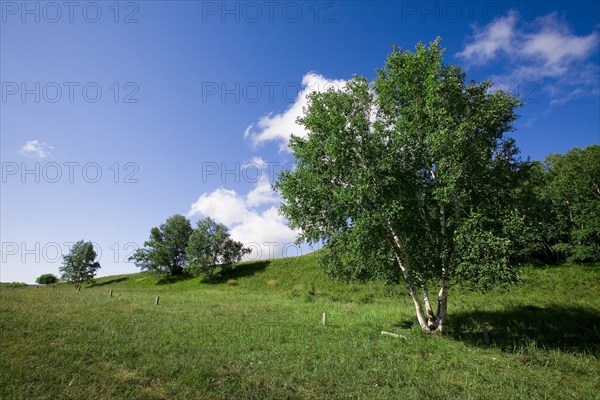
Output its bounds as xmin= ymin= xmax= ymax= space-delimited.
xmin=37 ymin=214 xmax=250 ymax=286
xmin=512 ymin=145 xmax=599 ymax=263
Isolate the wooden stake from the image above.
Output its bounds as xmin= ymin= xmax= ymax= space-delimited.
xmin=322 ymin=312 xmax=327 ymax=327
xmin=109 ymin=289 xmax=113 ymax=298
xmin=482 ymin=322 xmax=490 ymax=345
xmin=155 ymin=296 xmax=160 ymax=305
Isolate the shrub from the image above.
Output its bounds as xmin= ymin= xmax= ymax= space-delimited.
xmin=6 ymin=282 xmax=28 ymax=288
xmin=36 ymin=273 xmax=58 ymax=285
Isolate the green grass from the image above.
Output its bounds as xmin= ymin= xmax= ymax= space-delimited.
xmin=1 ymin=253 xmax=599 ymax=399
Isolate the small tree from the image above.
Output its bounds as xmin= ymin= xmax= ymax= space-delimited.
xmin=36 ymin=273 xmax=58 ymax=285
xmin=185 ymin=217 xmax=251 ymax=278
xmin=60 ymin=240 xmax=101 ymax=289
xmin=275 ymin=39 xmax=524 ymax=332
xmin=130 ymin=214 xmax=193 ymax=277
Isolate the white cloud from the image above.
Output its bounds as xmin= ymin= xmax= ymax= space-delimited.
xmin=187 ymin=188 xmax=251 ymax=226
xmin=245 ymin=72 xmax=347 ymax=150
xmin=19 ymin=140 xmax=54 ymax=159
xmin=520 ymin=13 xmax=598 ymax=68
xmin=242 ymin=156 xmax=267 ymax=171
xmin=187 ymin=186 xmax=298 ymax=259
xmin=246 ymin=176 xmax=279 ymax=208
xmin=188 ymin=157 xmax=298 ymax=259
xmin=191 ymin=73 xmax=351 ymax=258
xmin=456 ymin=11 xmax=517 ymax=65
xmin=230 ymin=206 xmax=297 ymax=249
xmin=457 ymin=11 xmax=599 ymax=105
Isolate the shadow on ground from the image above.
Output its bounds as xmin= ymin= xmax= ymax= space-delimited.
xmin=207 ymin=261 xmax=271 ymax=284
xmin=156 ymin=273 xmax=195 ymax=285
xmin=445 ymin=305 xmax=600 ymax=355
xmin=89 ymin=277 xmax=129 ymax=287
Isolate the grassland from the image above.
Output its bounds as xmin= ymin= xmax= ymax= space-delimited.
xmin=1 ymin=252 xmax=599 ymax=399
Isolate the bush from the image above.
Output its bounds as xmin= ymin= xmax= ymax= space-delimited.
xmin=6 ymin=282 xmax=28 ymax=288
xmin=36 ymin=273 xmax=58 ymax=285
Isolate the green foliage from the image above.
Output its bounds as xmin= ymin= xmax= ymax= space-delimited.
xmin=59 ymin=240 xmax=101 ymax=287
xmin=185 ymin=217 xmax=251 ymax=278
xmin=454 ymin=213 xmax=516 ymax=290
xmin=275 ymin=38 xmax=524 ymax=329
xmin=129 ymin=214 xmax=193 ymax=277
xmin=497 ymin=146 xmax=600 ymax=264
xmin=35 ymin=273 xmax=58 ymax=285
xmin=500 ymin=160 xmax=554 ymax=261
xmin=131 ymin=215 xmax=250 ymax=280
xmin=543 ymin=145 xmax=600 ymax=262
xmin=317 ymin=225 xmax=400 ymax=284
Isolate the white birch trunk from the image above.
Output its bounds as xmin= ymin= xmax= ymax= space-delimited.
xmin=421 ymin=286 xmax=437 ymax=329
xmin=388 ymin=223 xmax=439 ymax=333
xmin=435 ymin=280 xmax=450 ymax=332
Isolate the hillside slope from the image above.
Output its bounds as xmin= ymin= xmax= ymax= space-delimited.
xmin=1 ymin=254 xmax=599 ymax=399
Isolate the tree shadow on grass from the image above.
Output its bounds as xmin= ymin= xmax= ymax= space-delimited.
xmin=156 ymin=273 xmax=196 ymax=285
xmin=445 ymin=305 xmax=600 ymax=355
xmin=88 ymin=277 xmax=129 ymax=287
xmin=206 ymin=261 xmax=271 ymax=284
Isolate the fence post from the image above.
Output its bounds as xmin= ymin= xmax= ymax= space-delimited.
xmin=482 ymin=322 xmax=490 ymax=345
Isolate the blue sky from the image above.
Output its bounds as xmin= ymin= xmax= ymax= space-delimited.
xmin=1 ymin=1 xmax=599 ymax=283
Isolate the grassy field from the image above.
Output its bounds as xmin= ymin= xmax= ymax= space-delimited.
xmin=1 ymin=253 xmax=599 ymax=399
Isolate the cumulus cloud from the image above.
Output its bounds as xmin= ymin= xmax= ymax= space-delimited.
xmin=456 ymin=11 xmax=517 ymax=65
xmin=244 ymin=72 xmax=348 ymax=150
xmin=457 ymin=11 xmax=599 ymax=105
xmin=246 ymin=176 xmax=279 ymax=208
xmin=188 ymin=158 xmax=299 ymax=259
xmin=230 ymin=206 xmax=298 ymax=249
xmin=19 ymin=140 xmax=54 ymax=159
xmin=187 ymin=188 xmax=251 ymax=226
xmin=192 ymin=72 xmax=351 ymax=258
xmin=242 ymin=156 xmax=267 ymax=171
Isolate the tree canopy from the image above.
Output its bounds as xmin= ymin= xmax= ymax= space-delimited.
xmin=186 ymin=217 xmax=251 ymax=278
xmin=543 ymin=145 xmax=600 ymax=261
xmin=36 ymin=273 xmax=59 ymax=285
xmin=275 ymin=39 xmax=525 ymax=332
xmin=130 ymin=215 xmax=250 ymax=279
xmin=59 ymin=240 xmax=101 ymax=288
xmin=129 ymin=214 xmax=194 ymax=276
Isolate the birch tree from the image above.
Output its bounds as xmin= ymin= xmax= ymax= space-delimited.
xmin=274 ymin=39 xmax=524 ymax=332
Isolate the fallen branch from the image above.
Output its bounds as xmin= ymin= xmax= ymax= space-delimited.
xmin=381 ymin=331 xmax=407 ymax=340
